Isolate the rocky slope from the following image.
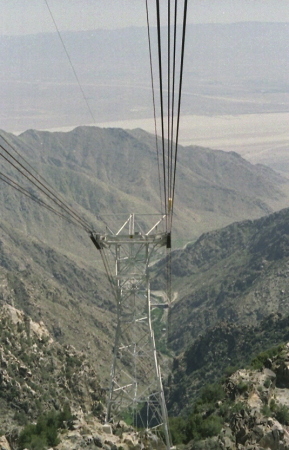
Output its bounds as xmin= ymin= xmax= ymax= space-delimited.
xmin=0 ymin=221 xmax=116 ymax=382
xmin=152 ymin=207 xmax=289 ymax=353
xmin=0 ymin=304 xmax=102 ymax=443
xmin=2 ymin=303 xmax=289 ymax=450
xmin=170 ymin=343 xmax=289 ymax=449
xmin=0 ymin=305 xmax=165 ymax=450
xmin=166 ymin=314 xmax=289 ymax=415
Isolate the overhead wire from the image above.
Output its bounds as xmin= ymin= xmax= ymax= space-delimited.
xmin=44 ymin=0 xmax=96 ymax=123
xmin=171 ymin=0 xmax=188 ymax=224
xmin=0 ymin=141 xmax=92 ymax=232
xmin=145 ymin=0 xmax=188 ymax=315
xmin=166 ymin=0 xmax=173 ymax=308
xmin=151 ymin=0 xmax=188 ymax=232
xmin=167 ymin=0 xmax=171 ymax=206
xmin=145 ymin=0 xmax=164 ymax=216
xmin=169 ymin=0 xmax=178 ymax=204
xmin=155 ymin=0 xmax=167 ymax=222
xmin=0 ymin=136 xmax=118 ymax=292
xmin=0 ymin=133 xmax=91 ymax=230
xmin=0 ymin=172 xmax=86 ymax=231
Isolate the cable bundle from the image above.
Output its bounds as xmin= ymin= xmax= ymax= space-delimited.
xmin=146 ymin=0 xmax=188 ymax=233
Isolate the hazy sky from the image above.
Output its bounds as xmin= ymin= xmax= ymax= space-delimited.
xmin=1 ymin=0 xmax=289 ymax=36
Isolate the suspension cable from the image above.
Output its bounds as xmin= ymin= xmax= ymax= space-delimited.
xmin=169 ymin=0 xmax=178 ymax=203
xmin=0 ymin=141 xmax=92 ymax=232
xmin=44 ymin=0 xmax=96 ymax=123
xmin=145 ymin=0 xmax=164 ymax=215
xmin=167 ymin=0 xmax=171 ymax=204
xmin=0 ymin=172 xmax=86 ymax=231
xmin=156 ymin=0 xmax=167 ymax=222
xmin=0 ymin=132 xmax=89 ymax=224
xmin=171 ymin=0 xmax=188 ymax=223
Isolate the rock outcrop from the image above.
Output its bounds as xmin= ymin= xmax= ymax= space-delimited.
xmin=184 ymin=344 xmax=289 ymax=450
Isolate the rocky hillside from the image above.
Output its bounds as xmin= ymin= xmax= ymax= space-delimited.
xmin=0 ymin=304 xmax=167 ymax=450
xmin=166 ymin=314 xmax=289 ymax=415
xmin=0 ymin=304 xmax=102 ymax=440
xmin=152 ymin=207 xmax=289 ymax=353
xmin=169 ymin=343 xmax=289 ymax=449
xmin=2 ymin=304 xmax=289 ymax=449
xmin=0 ymin=221 xmax=116 ymax=381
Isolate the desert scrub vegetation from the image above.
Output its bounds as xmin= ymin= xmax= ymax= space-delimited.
xmin=262 ymin=401 xmax=289 ymax=425
xmin=250 ymin=344 xmax=285 ymax=370
xmin=18 ymin=405 xmax=74 ymax=450
xmin=169 ymin=382 xmax=231 ymax=445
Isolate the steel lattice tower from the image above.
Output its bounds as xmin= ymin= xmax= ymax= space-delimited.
xmin=91 ymin=214 xmax=171 ymax=449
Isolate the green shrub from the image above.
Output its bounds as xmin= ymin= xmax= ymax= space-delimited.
xmin=14 ymin=411 xmax=28 ymax=426
xmin=200 ymin=383 xmax=225 ymax=404
xmin=24 ymin=434 xmax=47 ymax=450
xmin=275 ymin=405 xmax=289 ymax=425
xmin=186 ymin=413 xmax=223 ymax=442
xmin=198 ymin=415 xmax=223 ymax=439
xmin=236 ymin=381 xmax=248 ymax=394
xmin=261 ymin=404 xmax=271 ymax=417
xmin=169 ymin=416 xmax=187 ymax=444
xmin=251 ymin=345 xmax=284 ymax=370
xmin=231 ymin=402 xmax=248 ymax=414
xmin=18 ymin=406 xmax=73 ymax=449
xmin=270 ymin=399 xmax=277 ymax=411
xmin=224 ymin=365 xmax=239 ymax=377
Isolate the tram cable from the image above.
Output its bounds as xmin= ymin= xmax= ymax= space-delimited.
xmin=0 ymin=132 xmax=84 ymax=218
xmin=0 ymin=134 xmax=119 ymax=295
xmin=171 ymin=0 xmax=188 ymax=224
xmin=44 ymin=0 xmax=96 ymax=123
xmin=0 ymin=138 xmax=92 ymax=232
xmin=155 ymin=0 xmax=167 ymax=221
xmin=0 ymin=172 xmax=86 ymax=232
xmin=148 ymin=0 xmax=188 ymax=234
xmin=145 ymin=0 xmax=188 ymax=323
xmin=145 ymin=0 xmax=163 ymax=216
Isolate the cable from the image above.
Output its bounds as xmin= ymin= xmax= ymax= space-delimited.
xmin=171 ymin=0 xmax=188 ymax=225
xmin=145 ymin=0 xmax=164 ymax=215
xmin=169 ymin=0 xmax=178 ymax=203
xmin=0 ymin=147 xmax=90 ymax=232
xmin=167 ymin=0 xmax=171 ymax=204
xmin=44 ymin=0 xmax=96 ymax=123
xmin=156 ymin=0 xmax=167 ymax=222
xmin=0 ymin=172 xmax=85 ymax=231
xmin=0 ymin=142 xmax=92 ymax=232
xmin=99 ymin=248 xmax=118 ymax=303
xmin=0 ymin=132 xmax=83 ymax=221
